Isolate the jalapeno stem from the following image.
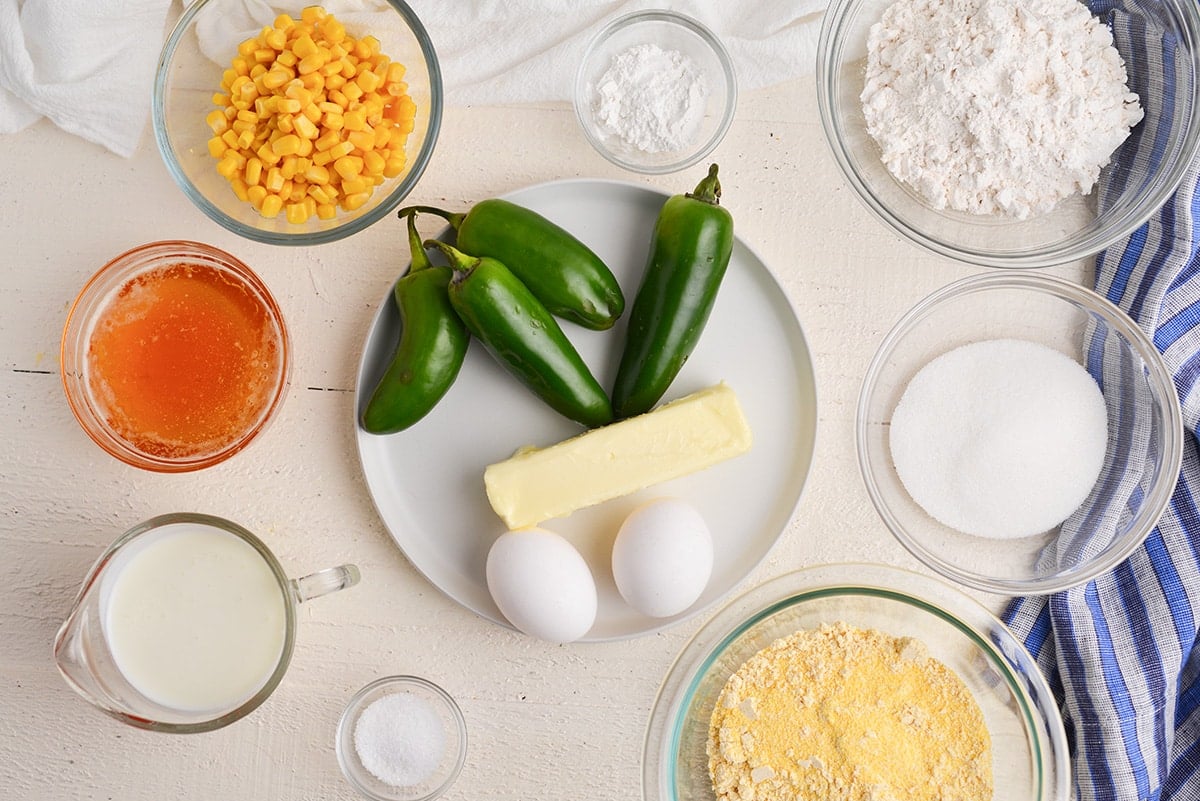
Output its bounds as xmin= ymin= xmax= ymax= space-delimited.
xmin=397 ymin=204 xmax=468 ymax=230
xmin=402 ymin=210 xmax=434 ymax=273
xmin=686 ymin=163 xmax=722 ymax=206
xmin=423 ymin=238 xmax=478 ymax=279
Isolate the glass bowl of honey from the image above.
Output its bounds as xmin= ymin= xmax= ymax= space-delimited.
xmin=61 ymin=240 xmax=291 ymax=472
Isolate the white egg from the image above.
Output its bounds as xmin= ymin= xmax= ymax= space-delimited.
xmin=612 ymin=497 xmax=713 ymax=618
xmin=485 ymin=527 xmax=597 ymax=643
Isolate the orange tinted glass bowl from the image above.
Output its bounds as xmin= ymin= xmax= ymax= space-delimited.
xmin=61 ymin=241 xmax=291 ymax=472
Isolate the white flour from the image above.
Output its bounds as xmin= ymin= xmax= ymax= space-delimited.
xmin=593 ymin=43 xmax=708 ymax=154
xmin=861 ymin=0 xmax=1143 ymax=218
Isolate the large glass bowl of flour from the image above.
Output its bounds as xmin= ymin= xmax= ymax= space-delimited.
xmin=643 ymin=564 xmax=1070 ymax=801
xmin=857 ymin=273 xmax=1183 ymax=594
xmin=817 ymin=0 xmax=1200 ymax=268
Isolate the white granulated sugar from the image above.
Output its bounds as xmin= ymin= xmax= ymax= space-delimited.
xmin=889 ymin=339 xmax=1108 ymax=540
xmin=593 ymin=43 xmax=708 ymax=154
xmin=861 ymin=0 xmax=1143 ymax=218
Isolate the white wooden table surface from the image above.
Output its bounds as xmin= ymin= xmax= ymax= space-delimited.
xmin=0 ymin=59 xmax=1085 ymax=800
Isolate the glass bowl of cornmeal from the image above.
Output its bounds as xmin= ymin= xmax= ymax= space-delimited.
xmin=643 ymin=563 xmax=1070 ymax=801
xmin=61 ymin=240 xmax=291 ymax=472
xmin=857 ymin=272 xmax=1183 ymax=595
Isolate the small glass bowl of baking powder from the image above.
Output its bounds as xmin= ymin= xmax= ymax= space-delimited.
xmin=574 ymin=10 xmax=737 ymax=174
xmin=336 ymin=676 xmax=467 ymax=801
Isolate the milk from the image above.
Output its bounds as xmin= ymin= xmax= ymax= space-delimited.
xmin=100 ymin=522 xmax=288 ymax=713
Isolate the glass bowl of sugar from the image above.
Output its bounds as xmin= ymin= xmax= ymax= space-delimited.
xmin=857 ymin=272 xmax=1183 ymax=595
xmin=573 ymin=10 xmax=737 ymax=174
xmin=336 ymin=675 xmax=467 ymax=801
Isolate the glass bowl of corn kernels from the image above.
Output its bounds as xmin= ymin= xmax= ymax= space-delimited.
xmin=152 ymin=1 xmax=441 ymax=246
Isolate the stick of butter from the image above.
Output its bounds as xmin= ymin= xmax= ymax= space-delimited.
xmin=484 ymin=382 xmax=752 ymax=529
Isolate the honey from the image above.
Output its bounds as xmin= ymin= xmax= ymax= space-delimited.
xmin=86 ymin=261 xmax=283 ymax=460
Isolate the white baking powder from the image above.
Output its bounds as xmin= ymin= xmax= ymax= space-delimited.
xmin=889 ymin=339 xmax=1108 ymax=539
xmin=861 ymin=0 xmax=1143 ymax=218
xmin=593 ymin=43 xmax=708 ymax=154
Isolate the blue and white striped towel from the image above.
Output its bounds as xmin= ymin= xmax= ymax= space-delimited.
xmin=1003 ymin=3 xmax=1200 ymax=798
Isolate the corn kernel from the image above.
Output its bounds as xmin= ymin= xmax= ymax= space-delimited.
xmin=245 ymin=157 xmax=263 ymax=186
xmin=294 ymin=113 xmax=319 ymax=140
xmin=260 ymin=193 xmax=284 ymax=218
xmin=206 ymin=110 xmax=229 ymax=135
xmin=347 ymin=129 xmax=375 ymax=152
xmin=363 ymin=150 xmax=386 ymax=176
xmin=333 ymin=154 xmax=363 ymax=179
xmin=262 ymin=68 xmax=291 ymax=89
xmin=265 ymin=166 xmax=285 ymax=192
xmin=216 ymin=155 xmax=241 ymax=179
xmin=293 ymin=33 xmax=318 ymax=58
xmin=316 ymin=203 xmax=337 ymax=220
xmin=286 ymin=202 xmax=309 ymax=224
xmin=207 ymin=136 xmax=226 ymax=158
xmin=355 ymin=70 xmax=381 ymax=94
xmin=383 ymin=155 xmax=406 ymax=178
xmin=247 ymin=185 xmax=268 ymax=206
xmin=305 ymin=164 xmax=331 ymax=184
xmin=341 ymin=176 xmax=369 ymax=195
xmin=343 ymin=107 xmax=366 ymax=131
xmin=328 ymin=140 xmax=355 ymax=160
xmin=280 ymin=155 xmax=299 ymax=180
xmin=340 ymin=192 xmax=370 ymax=211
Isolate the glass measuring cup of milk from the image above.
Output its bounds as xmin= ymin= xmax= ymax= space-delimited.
xmin=54 ymin=513 xmax=360 ymax=733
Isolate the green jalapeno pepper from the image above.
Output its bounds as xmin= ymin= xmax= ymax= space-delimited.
xmin=399 ymin=199 xmax=625 ymax=330
xmin=426 ymin=239 xmax=614 ymax=429
xmin=611 ymin=164 xmax=735 ymax=420
xmin=360 ymin=212 xmax=470 ymax=434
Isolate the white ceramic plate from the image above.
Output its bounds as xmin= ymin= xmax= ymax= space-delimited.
xmin=354 ymin=178 xmax=817 ymax=641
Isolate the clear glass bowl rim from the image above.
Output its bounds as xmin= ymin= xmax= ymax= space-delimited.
xmin=641 ymin=562 xmax=1071 ymax=801
xmin=855 ymin=271 xmax=1184 ymax=594
xmin=815 ymin=0 xmax=1200 ymax=268
xmin=572 ymin=9 xmax=738 ymax=175
xmin=151 ymin=0 xmax=444 ymax=246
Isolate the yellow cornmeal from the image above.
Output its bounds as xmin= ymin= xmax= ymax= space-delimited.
xmin=707 ymin=622 xmax=993 ymax=801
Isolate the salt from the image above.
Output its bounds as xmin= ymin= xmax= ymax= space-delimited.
xmin=592 ymin=43 xmax=708 ymax=154
xmin=889 ymin=338 xmax=1108 ymax=539
xmin=353 ymin=691 xmax=446 ymax=788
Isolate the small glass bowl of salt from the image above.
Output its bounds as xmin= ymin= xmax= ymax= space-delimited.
xmin=574 ymin=10 xmax=737 ymax=174
xmin=857 ymin=272 xmax=1184 ymax=595
xmin=336 ymin=675 xmax=467 ymax=801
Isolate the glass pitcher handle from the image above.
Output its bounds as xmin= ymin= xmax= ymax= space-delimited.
xmin=291 ymin=564 xmax=361 ymax=603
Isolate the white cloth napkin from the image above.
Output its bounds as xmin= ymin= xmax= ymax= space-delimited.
xmin=0 ymin=0 xmax=173 ymax=157
xmin=195 ymin=0 xmax=827 ymax=105
xmin=0 ymin=0 xmax=825 ymax=157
